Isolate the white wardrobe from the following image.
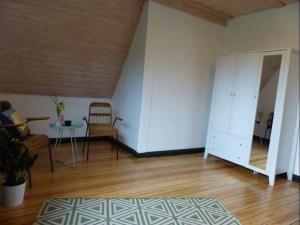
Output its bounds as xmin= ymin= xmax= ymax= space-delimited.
xmin=205 ymin=48 xmax=299 ymax=186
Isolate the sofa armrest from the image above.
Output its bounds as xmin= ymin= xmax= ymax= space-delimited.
xmin=26 ymin=116 xmax=50 ymax=122
xmin=0 ymin=123 xmax=24 ymax=128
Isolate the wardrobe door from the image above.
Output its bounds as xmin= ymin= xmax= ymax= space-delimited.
xmin=210 ymin=55 xmax=236 ymax=133
xmin=230 ymin=53 xmax=261 ymax=139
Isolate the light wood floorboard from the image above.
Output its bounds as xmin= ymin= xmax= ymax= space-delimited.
xmin=0 ymin=141 xmax=299 ymax=225
xmin=250 ymin=138 xmax=269 ymax=169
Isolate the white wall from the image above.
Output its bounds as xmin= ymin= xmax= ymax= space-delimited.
xmin=223 ymin=3 xmax=299 ymax=175
xmin=223 ymin=3 xmax=299 ymax=52
xmin=111 ymin=3 xmax=148 ymax=150
xmin=294 ymin=135 xmax=299 ymax=176
xmin=138 ymin=1 xmax=224 ymax=152
xmin=0 ymin=93 xmax=109 ymax=138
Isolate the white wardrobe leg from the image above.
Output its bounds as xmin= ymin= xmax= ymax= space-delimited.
xmin=287 ymin=173 xmax=293 ymax=181
xmin=268 ymin=174 xmax=276 ymax=186
xmin=204 ymin=151 xmax=209 ymax=159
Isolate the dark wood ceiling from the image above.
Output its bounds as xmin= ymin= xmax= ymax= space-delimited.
xmin=0 ymin=0 xmax=298 ymax=98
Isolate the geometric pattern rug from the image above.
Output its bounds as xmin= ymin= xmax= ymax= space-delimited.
xmin=33 ymin=198 xmax=241 ymax=225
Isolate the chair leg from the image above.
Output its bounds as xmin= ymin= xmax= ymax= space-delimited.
xmin=48 ymin=143 xmax=54 ymax=173
xmin=87 ymin=136 xmax=90 ymax=161
xmin=116 ymin=135 xmax=119 ymax=160
xmin=28 ymin=168 xmax=32 ymax=188
xmin=83 ymin=128 xmax=88 ymax=153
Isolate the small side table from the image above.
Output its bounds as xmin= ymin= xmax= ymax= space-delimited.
xmin=50 ymin=121 xmax=83 ymax=167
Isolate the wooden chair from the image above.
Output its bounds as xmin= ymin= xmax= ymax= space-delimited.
xmin=265 ymin=112 xmax=274 ymax=140
xmin=0 ymin=101 xmax=54 ymax=187
xmin=83 ymin=102 xmax=122 ymax=160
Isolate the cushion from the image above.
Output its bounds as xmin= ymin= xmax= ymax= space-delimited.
xmin=1 ymin=107 xmax=14 ymax=118
xmin=89 ymin=124 xmax=118 ymax=136
xmin=1 ymin=108 xmax=30 ymax=138
xmin=0 ymin=114 xmax=21 ymax=139
xmin=22 ymin=134 xmax=49 ymax=150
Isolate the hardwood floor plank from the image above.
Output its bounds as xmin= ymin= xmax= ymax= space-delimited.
xmin=0 ymin=141 xmax=299 ymax=225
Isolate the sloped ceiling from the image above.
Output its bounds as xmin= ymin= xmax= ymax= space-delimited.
xmin=0 ymin=0 xmax=144 ymax=98
xmin=0 ymin=0 xmax=298 ymax=98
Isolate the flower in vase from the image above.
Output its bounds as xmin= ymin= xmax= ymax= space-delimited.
xmin=50 ymin=96 xmax=66 ymax=124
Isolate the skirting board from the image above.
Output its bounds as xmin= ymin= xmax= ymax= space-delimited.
xmin=50 ymin=136 xmax=204 ymax=157
xmin=49 ymin=136 xmax=110 ymax=144
xmin=275 ymin=173 xmax=300 ymax=183
xmin=292 ymin=174 xmax=300 ymax=183
xmin=114 ymin=139 xmax=204 ymax=158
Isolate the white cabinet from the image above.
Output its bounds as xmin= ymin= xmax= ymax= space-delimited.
xmin=208 ymin=131 xmax=249 ymax=165
xmin=205 ymin=49 xmax=298 ymax=186
xmin=210 ymin=55 xmax=236 ymax=133
xmin=230 ymin=54 xmax=261 ymax=139
xmin=207 ymin=53 xmax=261 ymax=160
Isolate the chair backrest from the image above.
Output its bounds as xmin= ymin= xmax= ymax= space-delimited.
xmin=88 ymin=102 xmax=112 ymax=125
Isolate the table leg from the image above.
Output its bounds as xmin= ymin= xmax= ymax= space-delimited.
xmin=58 ymin=129 xmax=63 ymax=148
xmin=54 ymin=128 xmax=63 ymax=160
xmin=72 ymin=129 xmax=79 ymax=161
xmin=54 ymin=129 xmax=60 ymax=149
xmin=70 ymin=129 xmax=75 ymax=166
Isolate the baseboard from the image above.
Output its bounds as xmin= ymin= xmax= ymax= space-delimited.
xmin=50 ymin=136 xmax=203 ymax=158
xmin=292 ymin=174 xmax=300 ymax=183
xmin=275 ymin=173 xmax=300 ymax=183
xmin=114 ymin=139 xmax=204 ymax=158
xmin=49 ymin=136 xmax=111 ymax=144
xmin=276 ymin=173 xmax=288 ymax=179
xmin=113 ymin=140 xmax=139 ymax=157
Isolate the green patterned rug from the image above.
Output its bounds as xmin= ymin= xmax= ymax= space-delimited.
xmin=33 ymin=198 xmax=241 ymax=225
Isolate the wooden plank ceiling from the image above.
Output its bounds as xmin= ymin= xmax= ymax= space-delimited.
xmin=152 ymin=0 xmax=299 ymax=25
xmin=0 ymin=0 xmax=144 ymax=98
xmin=0 ymin=0 xmax=298 ymax=98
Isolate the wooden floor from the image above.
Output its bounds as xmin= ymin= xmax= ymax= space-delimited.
xmin=250 ymin=138 xmax=269 ymax=169
xmin=0 ymin=141 xmax=299 ymax=225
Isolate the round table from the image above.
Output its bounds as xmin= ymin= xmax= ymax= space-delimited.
xmin=50 ymin=121 xmax=83 ymax=167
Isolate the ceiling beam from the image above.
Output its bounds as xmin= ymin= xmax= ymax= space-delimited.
xmin=148 ymin=0 xmax=233 ymax=26
xmin=280 ymin=0 xmax=299 ymax=3
xmin=262 ymin=0 xmax=287 ymax=7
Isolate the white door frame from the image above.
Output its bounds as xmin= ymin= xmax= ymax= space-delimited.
xmin=263 ymin=49 xmax=291 ymax=186
xmin=287 ymin=106 xmax=299 ymax=180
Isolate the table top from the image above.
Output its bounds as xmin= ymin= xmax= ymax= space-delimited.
xmin=50 ymin=121 xmax=83 ymax=129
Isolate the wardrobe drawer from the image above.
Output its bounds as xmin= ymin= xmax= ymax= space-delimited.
xmin=209 ymin=131 xmax=248 ymax=151
xmin=209 ymin=142 xmax=247 ymax=165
